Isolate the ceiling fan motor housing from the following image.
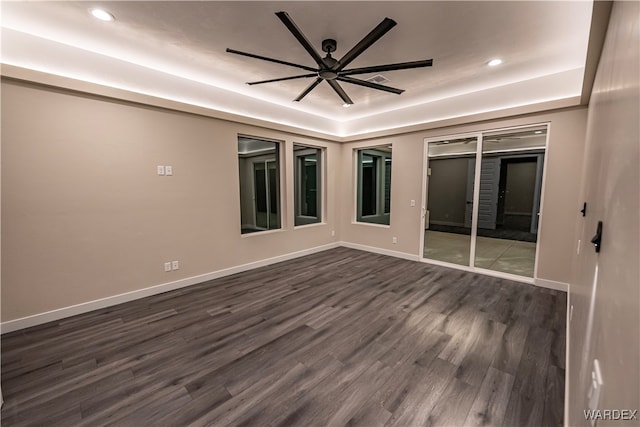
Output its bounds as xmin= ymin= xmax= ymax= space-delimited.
xmin=322 ymin=38 xmax=337 ymax=54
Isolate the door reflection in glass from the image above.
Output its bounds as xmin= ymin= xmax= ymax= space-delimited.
xmin=294 ymin=144 xmax=322 ymax=226
xmin=356 ymin=146 xmax=392 ymax=225
xmin=238 ymin=136 xmax=281 ymax=234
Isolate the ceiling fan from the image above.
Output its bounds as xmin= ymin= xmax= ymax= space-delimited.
xmin=226 ymin=11 xmax=433 ymax=105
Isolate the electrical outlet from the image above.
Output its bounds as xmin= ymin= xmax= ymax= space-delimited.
xmin=588 ymin=359 xmax=603 ymax=426
xmin=164 ymin=262 xmax=172 ymax=272
xmin=331 ymin=230 xmax=335 ymax=237
xmin=157 ymin=165 xmax=165 ymax=176
xmin=392 ymin=237 xmax=397 ymax=244
xmin=165 ymin=165 xmax=173 ymax=176
xmin=172 ymin=260 xmax=179 ymax=270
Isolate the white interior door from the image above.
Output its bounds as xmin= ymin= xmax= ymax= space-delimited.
xmin=477 ymin=158 xmax=500 ymax=230
xmin=530 ymin=154 xmax=544 ymax=234
xmin=466 ymin=158 xmax=500 ymax=229
xmin=464 ymin=159 xmax=475 ymax=228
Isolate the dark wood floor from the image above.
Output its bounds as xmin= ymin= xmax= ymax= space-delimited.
xmin=1 ymin=247 xmax=566 ymax=426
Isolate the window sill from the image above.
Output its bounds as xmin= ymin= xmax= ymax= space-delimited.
xmin=293 ymin=222 xmax=326 ymax=230
xmin=351 ymin=221 xmax=391 ymax=229
xmin=240 ymin=228 xmax=286 ymax=238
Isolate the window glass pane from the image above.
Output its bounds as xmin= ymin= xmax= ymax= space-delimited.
xmin=238 ymin=136 xmax=281 ymax=234
xmin=424 ymin=136 xmax=477 ymax=266
xmin=356 ymin=145 xmax=392 ymax=225
xmin=361 ymin=154 xmax=377 ymax=216
xmin=294 ymin=145 xmax=323 ymax=226
xmin=384 ymin=158 xmax=392 ymax=214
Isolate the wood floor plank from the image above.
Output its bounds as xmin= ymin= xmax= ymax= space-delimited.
xmin=464 ymin=367 xmax=515 ymax=426
xmin=491 ymin=317 xmax=530 ymax=375
xmin=502 ymin=326 xmax=555 ymax=426
xmin=426 ymin=378 xmax=478 ymax=427
xmin=384 ymin=357 xmax=457 ymax=427
xmin=1 ymin=247 xmax=566 ymax=426
xmin=226 ymin=354 xmax=345 ymax=427
xmin=542 ymin=364 xmax=565 ymax=427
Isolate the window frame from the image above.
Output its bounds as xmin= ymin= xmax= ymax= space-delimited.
xmin=355 ymin=146 xmax=392 ymax=225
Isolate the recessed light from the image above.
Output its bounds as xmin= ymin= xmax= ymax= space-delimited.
xmin=343 ymin=103 xmax=351 ymax=108
xmin=488 ymin=58 xmax=502 ymax=67
xmin=90 ymin=8 xmax=115 ymax=22
xmin=534 ymin=130 xmax=543 ymax=134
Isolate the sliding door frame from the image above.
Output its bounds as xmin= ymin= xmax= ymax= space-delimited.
xmin=420 ymin=131 xmax=482 ymax=268
xmin=419 ymin=123 xmax=551 ymax=284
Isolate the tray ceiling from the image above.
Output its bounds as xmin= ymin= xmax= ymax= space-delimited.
xmin=1 ymin=1 xmax=594 ymax=137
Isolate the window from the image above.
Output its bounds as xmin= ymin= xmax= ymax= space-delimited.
xmin=294 ymin=144 xmax=323 ymax=226
xmin=356 ymin=145 xmax=392 ymax=225
xmin=238 ymin=136 xmax=281 ymax=234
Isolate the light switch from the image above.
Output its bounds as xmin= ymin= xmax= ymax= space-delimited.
xmin=410 ymin=200 xmax=416 ymax=207
xmin=164 ymin=262 xmax=172 ymax=272
xmin=165 ymin=165 xmax=173 ymax=176
xmin=157 ymin=165 xmax=165 ymax=176
xmin=172 ymin=260 xmax=179 ymax=270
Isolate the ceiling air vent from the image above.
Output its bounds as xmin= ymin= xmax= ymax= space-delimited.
xmin=366 ymin=74 xmax=390 ymax=84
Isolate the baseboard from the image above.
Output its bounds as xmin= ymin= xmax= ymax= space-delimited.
xmin=0 ymin=241 xmax=567 ymax=334
xmin=428 ymin=220 xmax=466 ymax=227
xmin=504 ymin=211 xmax=532 ymax=216
xmin=564 ymin=284 xmax=571 ymax=427
xmin=534 ymin=278 xmax=569 ymax=292
xmin=0 ymin=242 xmax=340 ymax=334
xmin=339 ymin=241 xmax=421 ymax=262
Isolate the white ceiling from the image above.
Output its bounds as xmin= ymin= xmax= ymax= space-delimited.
xmin=1 ymin=1 xmax=594 ymax=137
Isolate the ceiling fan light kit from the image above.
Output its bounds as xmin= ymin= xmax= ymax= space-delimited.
xmin=226 ymin=11 xmax=433 ymax=105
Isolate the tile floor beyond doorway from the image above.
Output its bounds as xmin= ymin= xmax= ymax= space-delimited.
xmin=424 ymin=230 xmax=536 ymax=277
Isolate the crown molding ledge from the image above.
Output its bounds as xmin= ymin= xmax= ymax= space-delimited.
xmin=2 ymin=63 xmax=582 ymax=143
xmin=0 ymin=63 xmax=343 ymax=142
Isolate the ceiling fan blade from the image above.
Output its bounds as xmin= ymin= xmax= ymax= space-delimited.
xmin=327 ymin=80 xmax=354 ymax=105
xmin=294 ymin=77 xmax=323 ymax=102
xmin=340 ymin=59 xmax=433 ymax=76
xmin=337 ymin=76 xmax=404 ymax=95
xmin=247 ymin=74 xmax=317 ymax=85
xmin=275 ymin=12 xmax=326 ymax=68
xmin=226 ymin=48 xmax=317 ymax=72
xmin=334 ymin=17 xmax=397 ymax=71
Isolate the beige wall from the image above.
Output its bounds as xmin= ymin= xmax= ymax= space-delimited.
xmin=339 ymin=107 xmax=588 ymax=284
xmin=1 ymin=80 xmax=340 ymax=322
xmin=1 ymin=79 xmax=589 ymax=324
xmin=568 ymin=1 xmax=639 ymax=424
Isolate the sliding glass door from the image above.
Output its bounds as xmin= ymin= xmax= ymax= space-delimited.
xmin=422 ymin=125 xmax=548 ymax=279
